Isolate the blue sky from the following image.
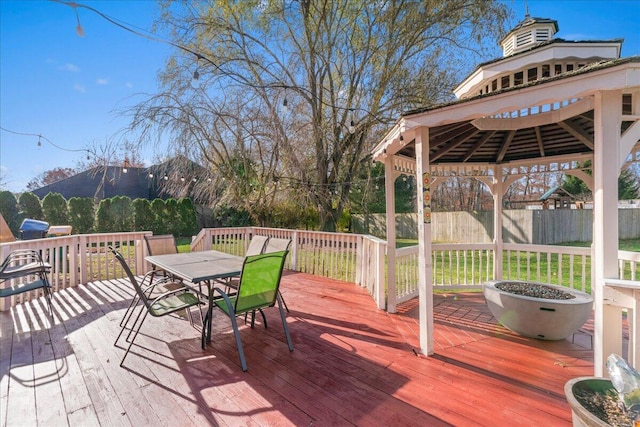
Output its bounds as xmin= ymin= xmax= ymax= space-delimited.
xmin=1 ymin=0 xmax=639 ymax=193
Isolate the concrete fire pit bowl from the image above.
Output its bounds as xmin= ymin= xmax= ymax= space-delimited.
xmin=482 ymin=280 xmax=593 ymax=340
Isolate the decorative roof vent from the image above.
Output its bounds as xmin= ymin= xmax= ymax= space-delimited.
xmin=500 ymin=16 xmax=558 ymax=56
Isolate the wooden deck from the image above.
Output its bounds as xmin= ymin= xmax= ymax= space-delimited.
xmin=1 ymin=271 xmax=595 ymax=426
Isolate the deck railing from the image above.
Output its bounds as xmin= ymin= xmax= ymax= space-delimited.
xmin=2 ymin=227 xmax=639 ymax=318
xmin=191 ymin=227 xmax=381 ymax=305
xmin=0 ymin=231 xmax=150 ymax=310
xmin=602 ymin=278 xmax=640 ymax=371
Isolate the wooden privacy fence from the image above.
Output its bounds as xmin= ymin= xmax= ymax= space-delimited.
xmin=353 ymin=209 xmax=640 ymax=244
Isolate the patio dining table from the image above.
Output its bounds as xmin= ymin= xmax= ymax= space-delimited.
xmin=145 ymin=250 xmax=244 ymax=348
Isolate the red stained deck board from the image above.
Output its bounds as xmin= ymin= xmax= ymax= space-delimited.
xmin=0 ymin=271 xmax=599 ymax=426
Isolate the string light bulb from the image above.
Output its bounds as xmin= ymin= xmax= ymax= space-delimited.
xmin=74 ymin=6 xmax=85 ymax=37
xmin=191 ymin=55 xmax=201 ymax=88
xmin=348 ymin=119 xmax=355 ymax=135
xmin=191 ymin=68 xmax=200 ymax=88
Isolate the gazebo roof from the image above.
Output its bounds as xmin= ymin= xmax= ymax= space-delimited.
xmin=373 ymin=56 xmax=640 ymax=170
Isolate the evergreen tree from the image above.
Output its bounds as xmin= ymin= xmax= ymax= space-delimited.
xmin=562 ymin=161 xmax=639 ymax=200
xmin=68 ymin=197 xmax=95 ymax=234
xmin=164 ymin=198 xmax=180 ymax=236
xmin=109 ymin=196 xmax=133 ymax=232
xmin=132 ymin=198 xmax=155 ymax=232
xmin=151 ymin=198 xmax=168 ymax=234
xmin=18 ymin=192 xmax=43 ymax=222
xmin=41 ymin=192 xmax=68 ymax=225
xmin=178 ymin=198 xmax=199 ymax=237
xmin=95 ymin=198 xmax=113 ymax=232
xmin=0 ymin=191 xmax=19 ymax=235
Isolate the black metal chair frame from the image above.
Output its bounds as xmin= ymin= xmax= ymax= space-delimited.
xmin=110 ymin=247 xmax=204 ymax=367
xmin=0 ymin=249 xmax=53 ymax=314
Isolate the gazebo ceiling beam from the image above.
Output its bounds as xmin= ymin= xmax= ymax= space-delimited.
xmin=429 ymin=121 xmax=470 ymax=138
xmin=462 ymin=130 xmax=497 ymax=162
xmin=535 ymin=126 xmax=545 ymax=157
xmin=496 ymin=130 xmax=517 ymax=163
xmin=558 ymin=120 xmax=595 ymax=150
xmin=430 ymin=127 xmax=481 ymax=162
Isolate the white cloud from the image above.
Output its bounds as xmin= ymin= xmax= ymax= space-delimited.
xmin=60 ymin=63 xmax=80 ymax=72
xmin=125 ymin=82 xmax=133 ymax=88
xmin=96 ymin=78 xmax=109 ymax=85
xmin=74 ymin=84 xmax=86 ymax=93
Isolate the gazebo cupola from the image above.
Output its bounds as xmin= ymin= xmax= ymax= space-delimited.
xmin=453 ymin=16 xmax=623 ymax=100
xmin=500 ymin=15 xmax=558 ymax=57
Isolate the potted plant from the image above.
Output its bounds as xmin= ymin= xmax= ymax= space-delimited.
xmin=565 ymin=355 xmax=640 ymax=426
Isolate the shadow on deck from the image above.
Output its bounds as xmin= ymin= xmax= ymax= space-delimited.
xmin=1 ymin=271 xmax=595 ymax=426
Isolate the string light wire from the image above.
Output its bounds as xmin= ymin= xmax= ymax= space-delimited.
xmin=0 ymin=126 xmax=89 ymax=154
xmin=51 ymin=0 xmax=386 ymax=123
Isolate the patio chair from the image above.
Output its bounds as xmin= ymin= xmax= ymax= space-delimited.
xmin=245 ymin=235 xmax=269 ymax=256
xmin=144 ymin=234 xmax=179 ymax=280
xmin=110 ymin=247 xmax=204 ymax=367
xmin=223 ymin=235 xmax=270 ymax=292
xmin=118 ymin=235 xmax=183 ymax=329
xmin=262 ymin=238 xmax=292 ymax=312
xmin=0 ymin=249 xmax=53 ymax=314
xmin=212 ymin=250 xmax=293 ymax=371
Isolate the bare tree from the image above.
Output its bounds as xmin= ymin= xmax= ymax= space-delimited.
xmin=131 ymin=0 xmax=509 ymax=229
xmin=26 ymin=167 xmax=76 ymax=191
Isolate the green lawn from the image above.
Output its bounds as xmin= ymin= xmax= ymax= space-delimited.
xmin=176 ymin=237 xmax=193 ymax=252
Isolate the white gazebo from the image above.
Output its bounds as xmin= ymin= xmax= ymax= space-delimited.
xmin=371 ymin=15 xmax=640 ymax=376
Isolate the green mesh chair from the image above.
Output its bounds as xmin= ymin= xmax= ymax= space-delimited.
xmin=212 ymin=250 xmax=293 ymax=371
xmin=110 ymin=247 xmax=204 ymax=367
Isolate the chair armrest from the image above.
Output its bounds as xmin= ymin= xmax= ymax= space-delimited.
xmin=149 ymin=287 xmax=204 ymax=305
xmin=211 ymin=287 xmax=236 ymax=313
xmin=0 ymin=262 xmax=51 ymax=280
xmin=1 ymin=250 xmax=44 ymax=268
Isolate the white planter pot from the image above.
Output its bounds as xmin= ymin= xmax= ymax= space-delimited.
xmin=565 ymin=377 xmax=616 ymax=426
xmin=483 ymin=280 xmax=593 ymax=340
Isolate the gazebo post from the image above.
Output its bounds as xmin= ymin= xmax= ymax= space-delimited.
xmin=593 ymin=90 xmax=623 ymax=376
xmin=492 ymin=166 xmax=504 ymax=279
xmin=384 ymin=154 xmax=397 ymax=313
xmin=415 ymin=127 xmax=434 ymax=355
